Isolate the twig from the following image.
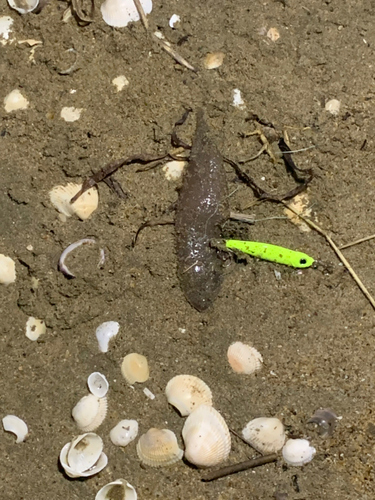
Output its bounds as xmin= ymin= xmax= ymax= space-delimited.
xmin=339 ymin=233 xmax=375 ymax=250
xmin=152 ymin=32 xmax=197 ymax=72
xmin=201 ymin=454 xmax=278 ymax=482
xmin=133 ymin=0 xmax=148 ymax=30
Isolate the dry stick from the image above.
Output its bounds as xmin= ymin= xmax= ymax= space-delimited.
xmin=152 ymin=33 xmax=197 ymax=72
xmin=282 ymin=201 xmax=375 ymax=310
xmin=339 ymin=233 xmax=375 ymax=250
xmin=133 ymin=0 xmax=148 ymax=30
xmin=201 ymin=453 xmax=278 ymax=482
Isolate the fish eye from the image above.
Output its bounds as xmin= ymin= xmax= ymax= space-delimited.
xmin=300 ymin=258 xmax=307 ymax=265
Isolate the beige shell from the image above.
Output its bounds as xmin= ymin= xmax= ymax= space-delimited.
xmin=72 ymin=394 xmax=107 ymax=432
xmin=49 ymin=183 xmax=98 ymax=220
xmin=165 ymin=375 xmax=212 ymax=416
xmin=227 ymin=341 xmax=263 ymax=374
xmin=136 ymin=428 xmax=183 ymax=467
xmin=182 ymin=405 xmax=231 ymax=468
xmin=242 ymin=417 xmax=286 ymax=454
xmin=0 ymin=254 xmax=16 ymax=285
xmin=203 ymin=52 xmax=225 ymax=69
xmin=25 ymin=317 xmax=46 ymax=341
xmin=121 ymin=353 xmax=149 ymax=384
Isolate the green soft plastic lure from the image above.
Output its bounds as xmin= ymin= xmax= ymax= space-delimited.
xmin=213 ymin=239 xmax=314 ymax=268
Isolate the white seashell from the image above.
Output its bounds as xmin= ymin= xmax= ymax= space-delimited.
xmin=110 ymin=420 xmax=139 ymax=447
xmin=121 ymin=353 xmax=149 ymax=384
xmin=4 ymin=89 xmax=29 ymax=112
xmin=72 ymin=394 xmax=107 ymax=432
xmin=25 ymin=317 xmax=46 ymax=341
xmin=242 ymin=417 xmax=286 ymax=454
xmin=7 ymin=0 xmax=39 ymax=14
xmin=182 ymin=405 xmax=231 ymax=468
xmin=49 ymin=183 xmax=98 ymax=220
xmin=267 ymin=27 xmax=280 ymax=42
xmin=0 ymin=254 xmax=16 ymax=285
xmin=232 ymin=89 xmax=245 ymax=109
xmin=169 ymin=14 xmax=180 ymax=29
xmin=96 ymin=321 xmax=120 ymax=352
xmin=112 ymin=75 xmax=129 ymax=92
xmin=136 ymin=428 xmax=183 ymax=467
xmin=227 ymin=341 xmax=263 ymax=374
xmin=59 ymin=433 xmax=108 ymax=478
xmin=2 ymin=415 xmax=28 ymax=443
xmin=60 ymin=107 xmax=83 ymax=122
xmin=165 ymin=375 xmax=212 ymax=416
xmin=325 ymin=98 xmax=341 ymax=116
xmin=87 ymin=372 xmax=109 ymax=398
xmin=101 ymin=0 xmax=152 ymax=28
xmin=0 ymin=16 xmax=14 ymax=43
xmin=203 ymin=52 xmax=225 ymax=70
xmin=282 ymin=438 xmax=316 ymax=466
xmin=162 ymin=160 xmax=186 ymax=181
xmin=95 ymin=479 xmax=137 ymax=500
xmin=143 ymin=387 xmax=155 ymax=400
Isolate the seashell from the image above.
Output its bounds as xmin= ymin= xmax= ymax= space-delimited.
xmin=162 ymin=160 xmax=186 ymax=181
xmin=59 ymin=432 xmax=108 ymax=478
xmin=4 ymin=89 xmax=29 ymax=112
xmin=325 ymin=98 xmax=340 ymax=116
xmin=95 ymin=479 xmax=137 ymax=500
xmin=87 ymin=372 xmax=109 ymax=398
xmin=112 ymin=75 xmax=129 ymax=92
xmin=110 ymin=419 xmax=139 ymax=447
xmin=25 ymin=317 xmax=46 ymax=341
xmin=60 ymin=107 xmax=83 ymax=122
xmin=2 ymin=415 xmax=28 ymax=443
xmin=242 ymin=417 xmax=286 ymax=454
xmin=168 ymin=14 xmax=180 ymax=29
xmin=227 ymin=341 xmax=263 ymax=374
xmin=72 ymin=394 xmax=107 ymax=432
xmin=7 ymin=0 xmax=39 ymax=14
xmin=282 ymin=438 xmax=316 ymax=466
xmin=307 ymin=408 xmax=339 ymax=438
xmin=0 ymin=16 xmax=14 ymax=43
xmin=49 ymin=183 xmax=98 ymax=220
xmin=121 ymin=353 xmax=149 ymax=384
xmin=101 ymin=0 xmax=152 ymax=28
xmin=165 ymin=375 xmax=212 ymax=416
xmin=136 ymin=428 xmax=183 ymax=467
xmin=0 ymin=254 xmax=16 ymax=284
xmin=96 ymin=321 xmax=120 ymax=353
xmin=182 ymin=405 xmax=231 ymax=468
xmin=203 ymin=52 xmax=225 ymax=70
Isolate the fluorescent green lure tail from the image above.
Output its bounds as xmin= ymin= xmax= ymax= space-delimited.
xmin=215 ymin=239 xmax=314 ymax=268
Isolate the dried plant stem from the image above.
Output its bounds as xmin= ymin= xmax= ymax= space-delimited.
xmin=133 ymin=0 xmax=148 ymax=30
xmin=339 ymin=234 xmax=375 ymax=250
xmin=201 ymin=454 xmax=278 ymax=482
xmin=152 ymin=33 xmax=197 ymax=72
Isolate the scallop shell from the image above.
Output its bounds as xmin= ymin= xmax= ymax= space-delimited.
xmin=203 ymin=52 xmax=225 ymax=69
xmin=59 ymin=432 xmax=108 ymax=478
xmin=182 ymin=405 xmax=231 ymax=468
xmin=72 ymin=394 xmax=107 ymax=432
xmin=2 ymin=415 xmax=28 ymax=443
xmin=49 ymin=183 xmax=98 ymax=220
xmin=25 ymin=317 xmax=46 ymax=341
xmin=110 ymin=420 xmax=139 ymax=447
xmin=7 ymin=0 xmax=39 ymax=14
xmin=121 ymin=353 xmax=149 ymax=384
xmin=87 ymin=372 xmax=109 ymax=398
xmin=242 ymin=417 xmax=286 ymax=454
xmin=96 ymin=321 xmax=120 ymax=353
xmin=101 ymin=0 xmax=152 ymax=28
xmin=136 ymin=428 xmax=183 ymax=467
xmin=227 ymin=341 xmax=263 ymax=374
xmin=95 ymin=479 xmax=137 ymax=500
xmin=282 ymin=438 xmax=316 ymax=466
xmin=165 ymin=375 xmax=212 ymax=416
xmin=0 ymin=254 xmax=16 ymax=285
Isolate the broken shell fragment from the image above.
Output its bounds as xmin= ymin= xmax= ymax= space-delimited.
xmin=60 ymin=107 xmax=83 ymax=122
xmin=96 ymin=321 xmax=120 ymax=353
xmin=95 ymin=479 xmax=137 ymax=500
xmin=182 ymin=405 xmax=231 ymax=468
xmin=162 ymin=160 xmax=186 ymax=180
xmin=0 ymin=254 xmax=16 ymax=284
xmin=101 ymin=0 xmax=152 ymax=28
xmin=282 ymin=438 xmax=316 ymax=466
xmin=7 ymin=0 xmax=39 ymax=14
xmin=307 ymin=408 xmax=339 ymax=437
xmin=112 ymin=75 xmax=129 ymax=92
xmin=242 ymin=417 xmax=286 ymax=454
xmin=165 ymin=375 xmax=212 ymax=416
xmin=87 ymin=372 xmax=109 ymax=398
xmin=136 ymin=428 xmax=183 ymax=467
xmin=25 ymin=317 xmax=46 ymax=341
xmin=59 ymin=432 xmax=108 ymax=478
xmin=2 ymin=415 xmax=28 ymax=443
xmin=72 ymin=394 xmax=107 ymax=432
xmin=227 ymin=341 xmax=263 ymax=374
xmin=4 ymin=89 xmax=29 ymax=112
xmin=58 ymin=238 xmax=97 ymax=279
xmin=49 ymin=183 xmax=98 ymax=220
xmin=110 ymin=419 xmax=139 ymax=447
xmin=121 ymin=353 xmax=149 ymax=384
xmin=203 ymin=52 xmax=225 ymax=69
xmin=325 ymin=98 xmax=341 ymax=116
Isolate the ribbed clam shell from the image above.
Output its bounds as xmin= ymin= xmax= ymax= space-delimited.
xmin=165 ymin=375 xmax=213 ymax=416
xmin=182 ymin=405 xmax=231 ymax=468
xmin=87 ymin=372 xmax=109 ymax=398
xmin=136 ymin=428 xmax=183 ymax=467
xmin=101 ymin=0 xmax=152 ymax=28
xmin=95 ymin=479 xmax=137 ymax=500
xmin=49 ymin=183 xmax=98 ymax=220
xmin=282 ymin=438 xmax=316 ymax=466
xmin=121 ymin=353 xmax=149 ymax=384
xmin=227 ymin=341 xmax=263 ymax=374
xmin=2 ymin=415 xmax=28 ymax=443
xmin=110 ymin=420 xmax=139 ymax=447
xmin=59 ymin=433 xmax=108 ymax=478
xmin=72 ymin=394 xmax=107 ymax=432
xmin=242 ymin=417 xmax=286 ymax=454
